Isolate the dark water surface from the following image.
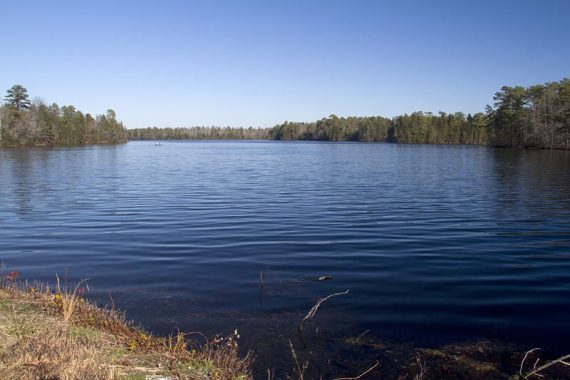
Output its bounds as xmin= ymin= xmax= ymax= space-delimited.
xmin=1 ymin=141 xmax=570 ymax=376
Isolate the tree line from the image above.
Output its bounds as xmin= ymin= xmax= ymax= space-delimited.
xmin=272 ymin=79 xmax=570 ymax=149
xmin=271 ymin=78 xmax=570 ymax=149
xmin=128 ymin=78 xmax=569 ymax=149
xmin=3 ymin=78 xmax=569 ymax=149
xmin=0 ymin=85 xmax=127 ymax=147
xmin=488 ymin=79 xmax=570 ymax=148
xmin=272 ymin=112 xmax=489 ymax=145
xmin=128 ymin=126 xmax=271 ymax=141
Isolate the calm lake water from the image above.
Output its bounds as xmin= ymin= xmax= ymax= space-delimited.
xmin=1 ymin=141 xmax=570 ymax=376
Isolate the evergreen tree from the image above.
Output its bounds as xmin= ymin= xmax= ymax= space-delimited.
xmin=1 ymin=87 xmax=127 ymax=147
xmin=4 ymin=85 xmax=31 ymax=110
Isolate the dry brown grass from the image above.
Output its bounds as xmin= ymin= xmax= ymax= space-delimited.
xmin=55 ymin=273 xmax=89 ymax=323
xmin=0 ymin=289 xmax=113 ymax=379
xmin=0 ymin=277 xmax=252 ymax=380
xmin=1 ymin=325 xmax=114 ymax=380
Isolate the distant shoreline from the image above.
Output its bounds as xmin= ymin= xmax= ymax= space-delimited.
xmin=3 ymin=78 xmax=569 ymax=150
xmin=127 ymin=78 xmax=570 ymax=150
xmin=3 ymin=138 xmax=570 ymax=151
xmin=125 ymin=137 xmax=570 ymax=150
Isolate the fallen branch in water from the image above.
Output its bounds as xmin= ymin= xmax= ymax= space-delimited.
xmin=298 ymin=289 xmax=350 ymax=348
xmin=519 ymin=348 xmax=570 ymax=379
xmin=519 ymin=348 xmax=541 ymax=377
xmin=302 ymin=290 xmax=350 ymax=323
xmin=333 ymin=360 xmax=379 ymax=380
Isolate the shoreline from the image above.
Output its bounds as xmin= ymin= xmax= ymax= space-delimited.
xmin=2 ymin=276 xmax=570 ymax=379
xmin=0 ymin=277 xmax=251 ymax=380
xmin=2 ymin=139 xmax=570 ymax=151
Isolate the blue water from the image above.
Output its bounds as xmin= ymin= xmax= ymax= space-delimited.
xmin=1 ymin=141 xmax=570 ymax=375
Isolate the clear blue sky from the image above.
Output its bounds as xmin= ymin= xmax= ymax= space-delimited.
xmin=1 ymin=0 xmax=569 ymax=128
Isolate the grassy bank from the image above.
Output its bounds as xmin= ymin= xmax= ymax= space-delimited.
xmin=0 ymin=276 xmax=251 ymax=380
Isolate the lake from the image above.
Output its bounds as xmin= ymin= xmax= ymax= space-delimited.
xmin=1 ymin=141 xmax=570 ymax=377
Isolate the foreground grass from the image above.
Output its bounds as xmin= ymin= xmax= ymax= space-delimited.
xmin=0 ymin=280 xmax=252 ymax=380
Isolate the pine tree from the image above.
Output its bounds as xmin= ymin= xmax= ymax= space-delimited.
xmin=4 ymin=85 xmax=31 ymax=110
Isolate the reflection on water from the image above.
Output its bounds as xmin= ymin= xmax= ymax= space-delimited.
xmin=1 ymin=142 xmax=569 ymax=377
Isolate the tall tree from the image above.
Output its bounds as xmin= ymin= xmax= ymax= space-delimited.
xmin=4 ymin=85 xmax=31 ymax=110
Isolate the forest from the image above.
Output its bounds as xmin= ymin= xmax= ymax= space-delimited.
xmin=271 ymin=79 xmax=570 ymax=149
xmin=128 ymin=126 xmax=270 ymax=141
xmin=271 ymin=113 xmax=488 ymax=145
xmin=3 ymin=78 xmax=569 ymax=149
xmin=128 ymin=78 xmax=570 ymax=149
xmin=0 ymin=85 xmax=127 ymax=147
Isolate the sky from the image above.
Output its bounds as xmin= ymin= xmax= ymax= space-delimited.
xmin=1 ymin=0 xmax=569 ymax=129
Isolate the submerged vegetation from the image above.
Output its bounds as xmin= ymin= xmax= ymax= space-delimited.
xmin=0 ymin=85 xmax=127 ymax=147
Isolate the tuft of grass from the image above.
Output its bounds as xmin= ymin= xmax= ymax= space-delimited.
xmin=55 ymin=273 xmax=89 ymax=323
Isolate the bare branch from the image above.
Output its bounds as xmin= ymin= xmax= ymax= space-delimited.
xmin=302 ymin=290 xmax=350 ymax=322
xmin=356 ymin=329 xmax=370 ymax=342
xmin=288 ymin=339 xmax=307 ymax=380
xmin=333 ymin=360 xmax=380 ymax=380
xmin=520 ymin=348 xmax=541 ymax=376
xmin=524 ymin=353 xmax=570 ymax=378
xmin=414 ymin=352 xmax=428 ymax=380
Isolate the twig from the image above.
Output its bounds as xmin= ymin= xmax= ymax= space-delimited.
xmin=289 ymin=339 xmax=307 ymax=380
xmin=520 ymin=348 xmax=541 ymax=376
xmin=298 ymin=289 xmax=350 ymax=348
xmin=259 ymin=271 xmax=265 ymax=306
xmin=64 ymin=267 xmax=69 ymax=292
xmin=302 ymin=290 xmax=350 ymax=322
xmin=524 ymin=353 xmax=570 ymax=378
xmin=333 ymin=360 xmax=379 ymax=380
xmin=356 ymin=329 xmax=370 ymax=342
xmin=415 ymin=352 xmax=427 ymax=380
xmin=0 ymin=260 xmax=4 ymax=288
xmin=108 ymin=292 xmax=116 ymax=312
